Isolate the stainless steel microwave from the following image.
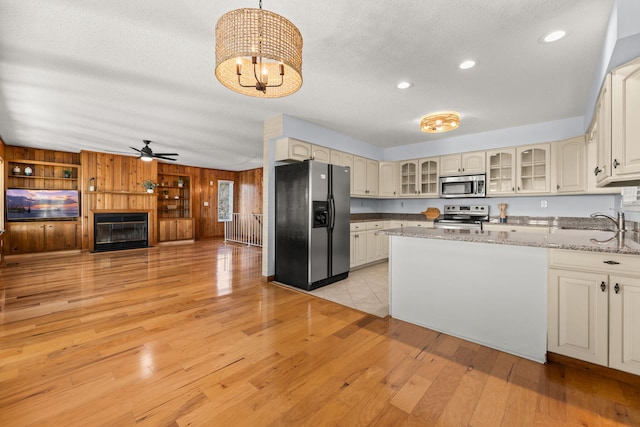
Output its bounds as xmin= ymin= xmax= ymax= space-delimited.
xmin=439 ymin=174 xmax=486 ymax=198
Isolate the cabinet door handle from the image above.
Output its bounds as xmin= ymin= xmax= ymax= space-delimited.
xmin=600 ymin=281 xmax=606 ymax=292
xmin=614 ymin=283 xmax=620 ymax=294
xmin=594 ymin=166 xmax=602 ymax=176
xmin=603 ymin=260 xmax=620 ymax=265
xmin=613 ymin=159 xmax=620 ymax=168
xmin=556 ymin=184 xmax=560 ymax=190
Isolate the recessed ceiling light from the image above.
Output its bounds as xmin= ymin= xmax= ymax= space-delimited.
xmin=397 ymin=81 xmax=412 ymax=89
xmin=459 ymin=60 xmax=476 ymax=70
xmin=543 ymin=30 xmax=566 ymax=43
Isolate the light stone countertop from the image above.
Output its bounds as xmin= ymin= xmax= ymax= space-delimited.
xmin=383 ymin=226 xmax=640 ymax=255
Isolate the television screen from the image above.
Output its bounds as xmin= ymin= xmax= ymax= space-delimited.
xmin=6 ymin=189 xmax=79 ymax=221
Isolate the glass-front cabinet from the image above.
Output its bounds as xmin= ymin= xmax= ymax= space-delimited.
xmin=398 ymin=157 xmax=439 ymax=197
xmin=517 ymin=144 xmax=550 ymax=193
xmin=419 ymin=158 xmax=439 ymax=196
xmin=486 ymin=149 xmax=516 ymax=195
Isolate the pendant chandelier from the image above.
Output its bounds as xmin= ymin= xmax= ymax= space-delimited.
xmin=215 ymin=0 xmax=303 ymax=98
xmin=420 ymin=111 xmax=461 ymax=133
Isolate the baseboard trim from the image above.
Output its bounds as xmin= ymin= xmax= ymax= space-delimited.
xmin=264 ymin=275 xmax=275 ymax=282
xmin=547 ymin=352 xmax=640 ymax=386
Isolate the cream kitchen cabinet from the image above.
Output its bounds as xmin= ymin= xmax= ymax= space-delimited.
xmin=274 ymin=137 xmax=312 ymax=162
xmin=594 ymin=74 xmax=612 ymax=185
xmin=610 ymin=57 xmax=640 ymax=181
xmin=594 ymin=57 xmax=640 ymax=187
xmin=440 ymin=152 xmax=485 ymax=176
xmin=350 ymin=223 xmax=367 ymax=268
xmin=330 ymin=149 xmax=354 ymax=168
xmin=352 ymin=156 xmax=379 ymax=197
xmin=552 ymin=136 xmax=586 ymax=194
xmin=486 ymin=148 xmax=516 ymax=195
xmin=365 ymin=222 xmax=387 ymax=263
xmin=587 ymin=118 xmax=621 ymax=194
xmin=330 ymin=149 xmax=355 ymax=193
xmin=310 ymin=145 xmax=331 ymax=162
xmin=398 ymin=157 xmax=439 ymax=197
xmin=516 ymin=143 xmax=551 ymax=194
xmin=548 ymin=249 xmax=640 ymax=375
xmin=378 ymin=162 xmax=398 ymax=198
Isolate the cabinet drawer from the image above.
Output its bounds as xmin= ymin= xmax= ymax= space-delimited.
xmin=549 ymin=249 xmax=640 ymax=276
xmin=366 ymin=221 xmax=384 ymax=230
xmin=350 ymin=222 xmax=366 ymax=232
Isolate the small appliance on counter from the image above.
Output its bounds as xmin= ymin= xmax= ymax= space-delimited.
xmin=498 ymin=203 xmax=508 ymax=223
xmin=433 ymin=205 xmax=490 ymax=230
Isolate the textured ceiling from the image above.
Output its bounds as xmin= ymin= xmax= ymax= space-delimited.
xmin=0 ymin=0 xmax=615 ymax=170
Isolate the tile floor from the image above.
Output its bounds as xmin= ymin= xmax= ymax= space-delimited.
xmin=275 ymin=262 xmax=389 ymax=318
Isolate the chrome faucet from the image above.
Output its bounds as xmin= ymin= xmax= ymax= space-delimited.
xmin=591 ymin=211 xmax=626 ymax=233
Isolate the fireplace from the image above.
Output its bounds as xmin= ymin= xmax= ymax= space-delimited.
xmin=94 ymin=212 xmax=148 ymax=252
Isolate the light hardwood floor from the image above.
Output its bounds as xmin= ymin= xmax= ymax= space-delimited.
xmin=1 ymin=239 xmax=639 ymax=426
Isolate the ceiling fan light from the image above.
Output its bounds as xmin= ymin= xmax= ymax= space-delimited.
xmin=141 ymin=155 xmax=153 ymax=162
xmin=420 ymin=111 xmax=461 ymax=134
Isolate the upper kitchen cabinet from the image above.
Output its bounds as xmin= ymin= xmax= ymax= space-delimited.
xmin=552 ymin=136 xmax=586 ymax=194
xmin=274 ymin=138 xmax=331 ymax=163
xmin=594 ymin=57 xmax=640 ymax=187
xmin=516 ymin=144 xmax=551 ymax=194
xmin=486 ymin=148 xmax=516 ymax=195
xmin=330 ymin=149 xmax=354 ymax=193
xmin=398 ymin=160 xmax=419 ymax=197
xmin=378 ymin=161 xmax=398 ymax=198
xmin=398 ymin=157 xmax=439 ymax=197
xmin=418 ymin=157 xmax=439 ymax=197
xmin=352 ymin=156 xmax=378 ymax=197
xmin=310 ymin=145 xmax=331 ymax=162
xmin=611 ymin=57 xmax=640 ymax=179
xmin=440 ymin=152 xmax=485 ymax=176
xmin=274 ymin=137 xmax=312 ymax=162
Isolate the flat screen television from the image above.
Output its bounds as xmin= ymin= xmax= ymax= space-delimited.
xmin=6 ymin=189 xmax=80 ymax=221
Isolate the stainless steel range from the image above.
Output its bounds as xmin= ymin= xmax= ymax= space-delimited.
xmin=433 ymin=205 xmax=490 ymax=230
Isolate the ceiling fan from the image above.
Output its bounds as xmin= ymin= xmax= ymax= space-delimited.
xmin=130 ymin=140 xmax=179 ymax=162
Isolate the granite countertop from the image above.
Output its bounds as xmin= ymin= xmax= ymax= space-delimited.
xmin=383 ymin=227 xmax=640 ymax=255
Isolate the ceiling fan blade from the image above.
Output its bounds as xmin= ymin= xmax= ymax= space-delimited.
xmin=130 ymin=146 xmax=143 ymax=153
xmin=153 ymin=152 xmax=179 ymax=157
xmin=154 ymin=155 xmax=177 ymax=161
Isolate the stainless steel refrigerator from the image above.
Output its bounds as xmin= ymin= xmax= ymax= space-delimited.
xmin=275 ymin=160 xmax=350 ymax=291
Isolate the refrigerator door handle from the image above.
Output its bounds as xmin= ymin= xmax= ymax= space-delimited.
xmin=329 ymin=195 xmax=336 ymax=230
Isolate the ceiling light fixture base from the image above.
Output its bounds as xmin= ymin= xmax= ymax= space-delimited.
xmin=420 ymin=111 xmax=461 ymax=133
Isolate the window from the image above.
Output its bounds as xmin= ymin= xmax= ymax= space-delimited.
xmin=218 ymin=180 xmax=234 ymax=222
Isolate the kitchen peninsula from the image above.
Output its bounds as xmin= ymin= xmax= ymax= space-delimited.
xmin=384 ymin=226 xmax=640 ymax=364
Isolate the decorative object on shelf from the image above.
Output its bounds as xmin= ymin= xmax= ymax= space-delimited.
xmin=215 ymin=0 xmax=303 ymax=98
xmin=63 ymin=169 xmax=72 ymax=178
xmin=174 ymin=195 xmax=180 ymax=200
xmin=141 ymin=179 xmax=157 ymax=193
xmin=88 ymin=177 xmax=96 ymax=191
xmin=420 ymin=111 xmax=460 ymax=133
xmin=163 ymin=190 xmax=169 ymax=199
xmin=177 ymin=179 xmax=184 ymax=188
xmin=498 ymin=203 xmax=508 ymax=223
xmin=421 ymin=207 xmax=441 ymax=220
xmin=13 ymin=165 xmax=21 ymax=175
xmin=24 ymin=166 xmax=33 ymax=176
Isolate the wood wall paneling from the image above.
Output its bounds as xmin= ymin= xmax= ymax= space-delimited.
xmin=3 ymin=146 xmax=264 ymax=253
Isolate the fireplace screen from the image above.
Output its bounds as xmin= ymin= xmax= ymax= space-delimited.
xmin=94 ymin=212 xmax=148 ymax=252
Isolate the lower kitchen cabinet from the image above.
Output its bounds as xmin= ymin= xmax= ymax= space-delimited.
xmin=548 ymin=249 xmax=640 ymax=375
xmin=350 ymin=228 xmax=367 ymax=268
xmin=6 ymin=222 xmax=79 ymax=254
xmin=159 ymin=218 xmax=194 ymax=242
